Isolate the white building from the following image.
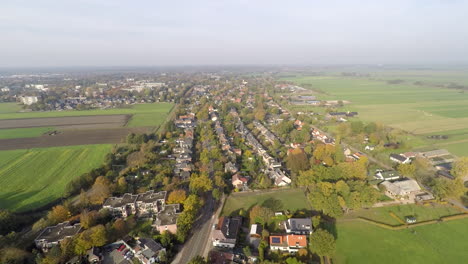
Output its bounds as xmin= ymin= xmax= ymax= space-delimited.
xmin=20 ymin=96 xmax=39 ymax=105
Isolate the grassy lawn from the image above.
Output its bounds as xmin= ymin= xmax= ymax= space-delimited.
xmin=0 ymin=144 xmax=111 ymax=212
xmin=0 ymin=103 xmax=22 ymax=113
xmin=334 ymin=218 xmax=468 ymax=264
xmin=0 ymin=102 xmax=174 ymax=128
xmin=281 ymin=74 xmax=468 ymax=155
xmin=341 ymin=204 xmax=462 ymax=226
xmin=221 ymin=188 xmax=311 ymax=216
xmin=0 ymin=127 xmax=54 ymax=139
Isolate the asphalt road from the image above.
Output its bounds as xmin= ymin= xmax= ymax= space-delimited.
xmin=171 ymin=196 xmax=216 ymax=264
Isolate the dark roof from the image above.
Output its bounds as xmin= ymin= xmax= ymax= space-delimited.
xmin=103 ymin=193 xmax=138 ymax=208
xmin=154 ymin=204 xmax=180 ymax=226
xmin=35 ymin=222 xmax=81 ymax=243
xmin=219 ymin=216 xmax=242 ymax=239
xmin=137 ymin=191 xmax=166 ymax=204
xmin=286 ymin=218 xmax=312 ymax=232
xmin=390 ymin=153 xmax=408 ymax=162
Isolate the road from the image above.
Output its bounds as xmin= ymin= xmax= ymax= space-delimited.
xmin=171 ymin=195 xmax=224 ymax=263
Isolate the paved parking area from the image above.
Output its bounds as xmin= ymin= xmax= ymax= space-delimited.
xmin=102 ymin=246 xmax=133 ymax=264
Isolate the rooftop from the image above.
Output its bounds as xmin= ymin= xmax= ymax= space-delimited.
xmin=137 ymin=190 xmax=167 ymax=204
xmin=35 ymin=222 xmax=81 ymax=243
xmin=154 ymin=204 xmax=180 ymax=226
xmin=285 ymin=218 xmax=312 ymax=232
xmin=103 ymin=193 xmax=138 ymax=208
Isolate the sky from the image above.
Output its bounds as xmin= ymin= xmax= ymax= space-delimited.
xmin=1 ymin=0 xmax=468 ymax=67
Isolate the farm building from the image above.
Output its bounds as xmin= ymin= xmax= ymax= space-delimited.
xmin=375 ymin=170 xmax=401 ymax=181
xmin=380 ymin=179 xmax=421 ymax=197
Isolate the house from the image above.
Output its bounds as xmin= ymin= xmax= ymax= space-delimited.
xmin=380 ymin=179 xmax=421 ymax=197
xmin=225 ymin=161 xmax=239 ymax=174
xmin=421 ymin=149 xmax=451 ymax=159
xmin=133 ymin=238 xmax=166 ymax=264
xmin=390 ymin=154 xmax=411 ymax=164
xmin=103 ymin=193 xmax=138 ymax=217
xmin=269 ymin=234 xmax=307 ymax=253
xmin=136 ymin=191 xmax=167 ymax=216
xmin=208 ymin=250 xmax=235 ymax=264
xmin=405 ymin=216 xmax=417 ymax=224
xmin=374 ymin=170 xmax=401 ymax=181
xmin=249 ymin=224 xmax=262 ymax=238
xmin=153 ymin=204 xmax=181 ymax=234
xmin=284 ymin=218 xmax=313 ymax=235
xmin=20 ymin=96 xmax=39 ymax=105
xmin=35 ymin=222 xmax=82 ymax=252
xmin=212 ymin=217 xmax=242 ymax=248
xmin=231 ymin=173 xmax=248 ymax=189
xmin=415 ymin=193 xmax=435 ymax=202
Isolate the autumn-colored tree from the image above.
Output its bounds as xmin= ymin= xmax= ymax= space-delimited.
xmin=80 ymin=210 xmax=98 ymax=229
xmin=74 ymin=225 xmax=107 ymax=255
xmin=183 ymin=194 xmax=203 ymax=212
xmin=48 ymin=205 xmax=71 ymax=224
xmin=126 ymin=151 xmax=147 ymax=168
xmin=249 ymin=205 xmax=273 ymax=225
xmin=451 ymin=157 xmax=468 ymax=178
xmin=286 ymin=148 xmax=310 ymax=173
xmin=397 ymin=163 xmax=416 ymax=178
xmin=89 ymin=176 xmax=111 ymax=205
xmin=189 ymin=173 xmax=213 ymax=194
xmin=167 ymin=189 xmax=187 ymax=204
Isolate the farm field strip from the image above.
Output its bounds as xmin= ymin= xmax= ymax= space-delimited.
xmin=283 ymin=75 xmax=468 ymax=155
xmin=334 ymin=218 xmax=468 ymax=264
xmin=0 ymin=127 xmax=55 ymax=139
xmin=0 ymin=145 xmax=112 ymax=212
xmin=0 ymin=102 xmax=173 ymax=125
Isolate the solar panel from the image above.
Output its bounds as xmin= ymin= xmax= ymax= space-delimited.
xmin=272 ymin=237 xmax=281 ymax=243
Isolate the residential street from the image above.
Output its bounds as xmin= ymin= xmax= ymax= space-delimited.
xmin=171 ymin=195 xmax=225 ymax=263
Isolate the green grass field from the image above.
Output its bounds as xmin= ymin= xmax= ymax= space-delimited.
xmin=221 ymin=188 xmax=311 ymax=216
xmin=0 ymin=102 xmax=173 ymax=127
xmin=342 ymin=204 xmax=461 ymax=226
xmin=334 ymin=218 xmax=468 ymax=264
xmin=0 ymin=127 xmax=54 ymax=139
xmin=282 ymin=74 xmax=468 ymax=155
xmin=0 ymin=102 xmax=22 ymax=113
xmin=0 ymin=144 xmax=111 ymax=212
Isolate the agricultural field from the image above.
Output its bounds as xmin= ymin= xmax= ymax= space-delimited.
xmin=0 ymin=102 xmax=173 ymax=127
xmin=341 ymin=204 xmax=462 ymax=226
xmin=0 ymin=145 xmax=111 ymax=212
xmin=334 ymin=218 xmax=468 ymax=264
xmin=0 ymin=127 xmax=54 ymax=139
xmin=221 ymin=188 xmax=311 ymax=216
xmin=282 ymin=73 xmax=468 ymax=156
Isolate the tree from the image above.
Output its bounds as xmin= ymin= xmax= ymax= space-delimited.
xmin=243 ymin=246 xmax=252 ymax=257
xmin=48 ymin=205 xmax=71 ymax=224
xmin=285 ymin=257 xmax=305 ymax=264
xmin=188 ymin=256 xmax=207 ymax=264
xmin=183 ymin=194 xmax=203 ymax=212
xmin=89 ymin=176 xmax=111 ymax=205
xmin=397 ymin=163 xmax=416 ymax=178
xmin=80 ymin=209 xmax=98 ymax=229
xmin=286 ymin=148 xmax=310 ymax=173
xmin=451 ymin=157 xmax=468 ymax=178
xmin=311 ymin=215 xmax=321 ymax=229
xmin=249 ymin=205 xmax=273 ymax=225
xmin=310 ymin=229 xmax=336 ymax=263
xmin=189 ymin=173 xmax=213 ymax=194
xmin=167 ymin=189 xmax=187 ymax=204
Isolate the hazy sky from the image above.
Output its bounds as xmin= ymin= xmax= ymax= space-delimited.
xmin=1 ymin=0 xmax=468 ymax=67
